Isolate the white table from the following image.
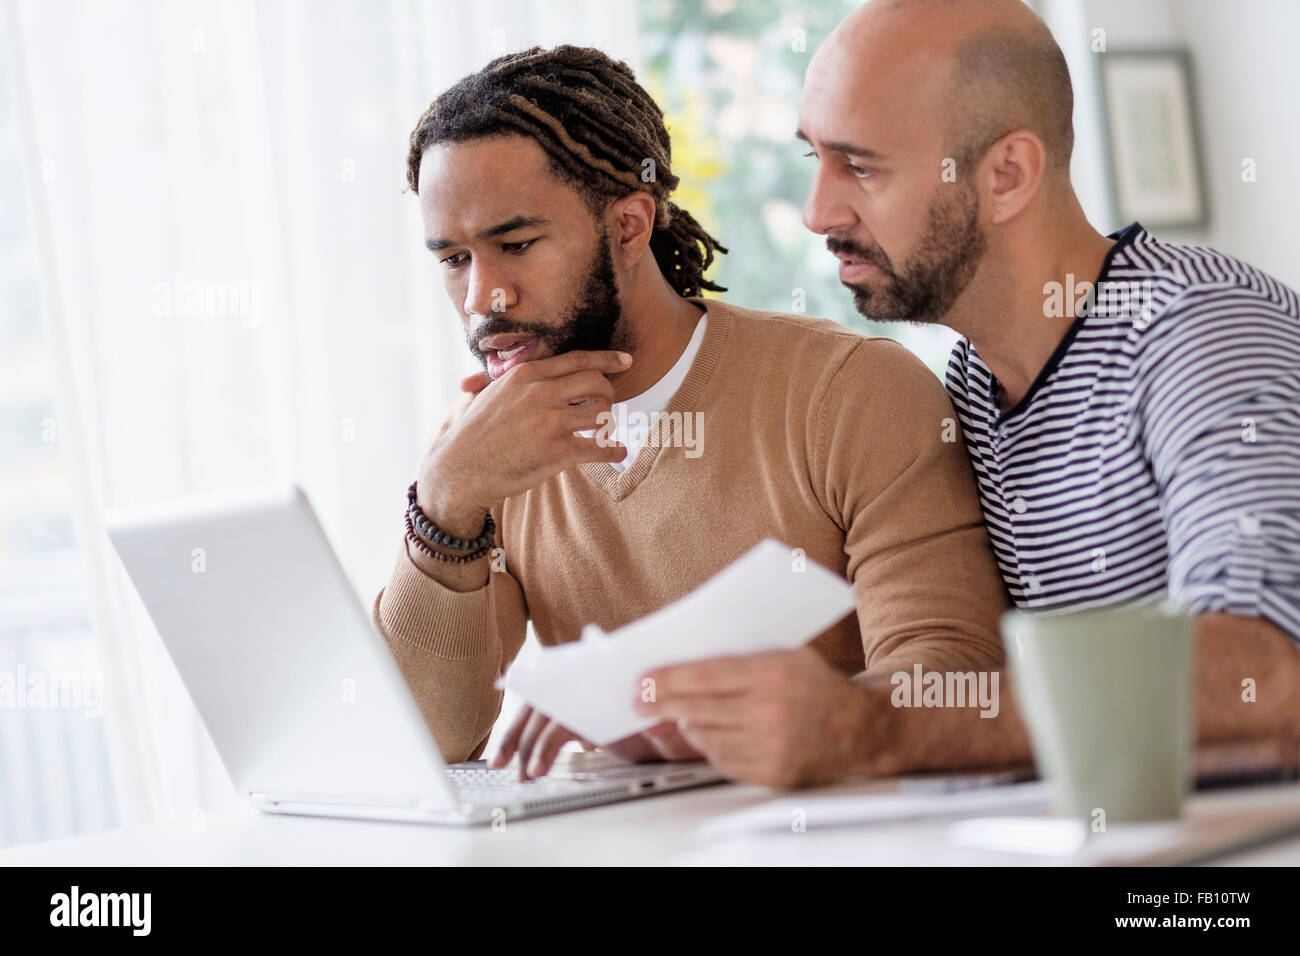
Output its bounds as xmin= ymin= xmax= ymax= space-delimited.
xmin=3 ymin=776 xmax=1298 ymax=866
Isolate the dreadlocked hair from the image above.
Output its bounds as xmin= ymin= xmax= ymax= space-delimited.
xmin=406 ymin=45 xmax=727 ymax=298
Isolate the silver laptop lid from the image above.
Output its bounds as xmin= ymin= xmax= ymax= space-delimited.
xmin=106 ymin=485 xmax=454 ymax=808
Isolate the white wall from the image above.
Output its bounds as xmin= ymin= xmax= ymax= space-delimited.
xmin=1042 ymin=0 xmax=1300 ymax=289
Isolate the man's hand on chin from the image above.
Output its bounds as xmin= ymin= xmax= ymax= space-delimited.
xmin=636 ymin=646 xmax=881 ymax=789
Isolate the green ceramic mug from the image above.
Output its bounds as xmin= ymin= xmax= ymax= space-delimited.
xmin=1002 ymin=603 xmax=1196 ymax=822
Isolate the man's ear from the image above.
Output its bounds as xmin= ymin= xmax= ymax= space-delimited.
xmin=608 ymin=190 xmax=657 ymax=268
xmin=982 ymin=130 xmax=1046 ymax=226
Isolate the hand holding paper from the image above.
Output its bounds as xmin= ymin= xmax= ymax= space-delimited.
xmin=500 ymin=539 xmax=855 ymax=746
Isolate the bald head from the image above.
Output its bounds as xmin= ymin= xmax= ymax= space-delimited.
xmin=799 ymin=0 xmax=1078 ymax=327
xmin=810 ymin=0 xmax=1074 ymax=176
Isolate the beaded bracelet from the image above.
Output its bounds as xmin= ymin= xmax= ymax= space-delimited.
xmin=404 ymin=509 xmax=492 ymax=564
xmin=405 ymin=481 xmax=495 ymax=552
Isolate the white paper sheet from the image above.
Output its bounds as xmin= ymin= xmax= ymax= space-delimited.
xmin=696 ymin=781 xmax=1053 ymax=836
xmin=499 ymin=539 xmax=856 ymax=746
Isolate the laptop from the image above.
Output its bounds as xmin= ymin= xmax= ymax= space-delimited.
xmin=106 ymin=484 xmax=725 ymax=826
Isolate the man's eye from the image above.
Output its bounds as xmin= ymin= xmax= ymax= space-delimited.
xmin=802 ymin=149 xmax=817 ymax=160
xmin=440 ymin=252 xmax=468 ymax=267
xmin=503 ymin=239 xmax=536 ymax=254
xmin=847 ymin=162 xmax=872 ymax=179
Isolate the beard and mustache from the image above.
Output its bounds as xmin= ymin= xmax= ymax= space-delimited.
xmin=464 ymin=178 xmax=984 ymax=368
xmin=830 ymin=178 xmax=986 ymax=326
xmin=466 ymin=224 xmax=627 ymax=377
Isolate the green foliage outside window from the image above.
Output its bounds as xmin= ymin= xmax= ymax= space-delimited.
xmin=639 ymin=0 xmax=959 ymax=375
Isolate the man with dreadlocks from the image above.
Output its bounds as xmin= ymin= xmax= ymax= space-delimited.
xmin=373 ymin=45 xmax=1010 ymax=788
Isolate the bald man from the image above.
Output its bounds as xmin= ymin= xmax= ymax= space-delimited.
xmin=775 ymin=0 xmax=1300 ymax=772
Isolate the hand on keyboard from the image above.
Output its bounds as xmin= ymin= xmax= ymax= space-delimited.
xmin=489 ymin=705 xmax=704 ymax=779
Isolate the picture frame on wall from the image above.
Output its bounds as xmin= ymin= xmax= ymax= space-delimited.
xmin=1096 ymin=48 xmax=1210 ymax=231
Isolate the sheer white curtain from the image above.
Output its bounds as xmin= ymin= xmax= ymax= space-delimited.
xmin=7 ymin=0 xmax=638 ymax=836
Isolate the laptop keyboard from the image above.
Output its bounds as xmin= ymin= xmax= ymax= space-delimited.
xmin=444 ymin=760 xmax=642 ymax=807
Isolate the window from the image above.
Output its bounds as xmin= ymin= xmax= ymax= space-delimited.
xmin=639 ymin=0 xmax=960 ymax=374
xmin=0 ymin=10 xmax=116 ymax=847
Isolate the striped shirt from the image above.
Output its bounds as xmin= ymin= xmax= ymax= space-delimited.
xmin=944 ymin=222 xmax=1300 ymax=642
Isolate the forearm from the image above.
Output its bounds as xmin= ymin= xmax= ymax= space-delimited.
xmin=865 ymin=630 xmax=1004 ymax=679
xmin=1193 ymin=612 xmax=1300 ymax=742
xmin=848 ymin=612 xmax=1300 ymax=778
xmin=379 ymin=601 xmax=504 ymax=762
xmin=849 ymin=670 xmax=1033 ymax=776
xmin=373 ymin=538 xmax=516 ymax=762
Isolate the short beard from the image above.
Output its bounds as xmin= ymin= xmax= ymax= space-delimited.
xmin=468 ymin=223 xmax=627 ymax=376
xmin=831 ymin=181 xmax=986 ymax=326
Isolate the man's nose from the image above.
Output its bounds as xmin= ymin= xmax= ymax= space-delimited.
xmin=803 ymin=165 xmax=858 ymax=236
xmin=464 ymin=263 xmax=516 ymax=317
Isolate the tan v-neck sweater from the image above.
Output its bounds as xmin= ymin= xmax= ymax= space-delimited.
xmin=373 ymin=299 xmax=1010 ymax=762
